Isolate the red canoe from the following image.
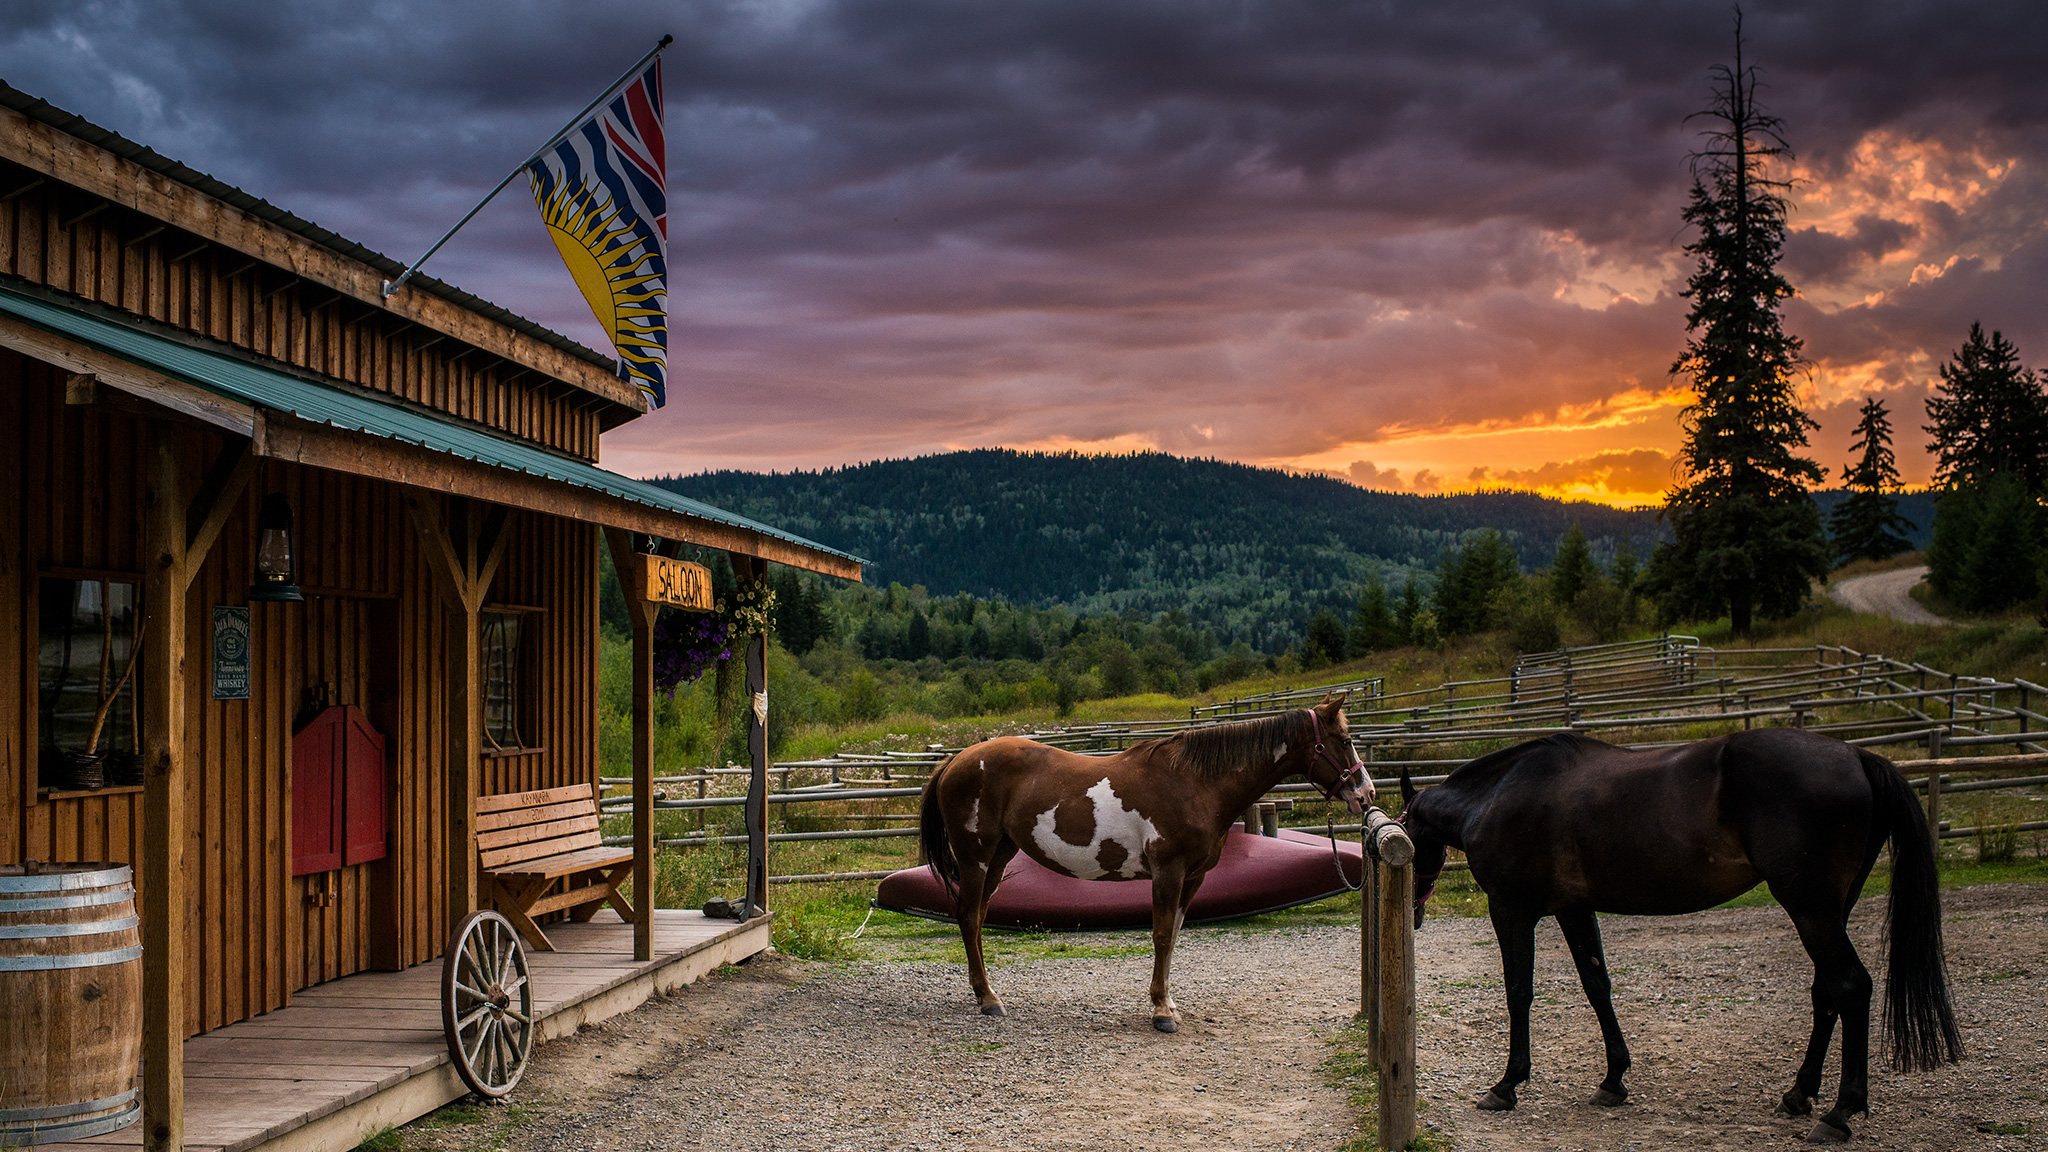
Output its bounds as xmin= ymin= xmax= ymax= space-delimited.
xmin=873 ymin=827 xmax=1365 ymax=931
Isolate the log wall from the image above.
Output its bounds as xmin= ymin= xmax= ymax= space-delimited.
xmin=2 ymin=352 xmax=602 ymax=1035
xmin=0 ymin=171 xmax=605 ymax=460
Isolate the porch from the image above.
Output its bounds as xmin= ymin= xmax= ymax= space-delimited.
xmin=45 ymin=910 xmax=769 ymax=1152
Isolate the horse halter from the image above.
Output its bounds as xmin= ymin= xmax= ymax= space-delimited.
xmin=1302 ymin=707 xmax=1365 ymax=802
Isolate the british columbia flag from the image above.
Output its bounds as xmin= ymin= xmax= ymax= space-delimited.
xmin=528 ymin=60 xmax=669 ymax=407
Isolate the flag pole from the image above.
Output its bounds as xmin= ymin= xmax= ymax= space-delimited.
xmin=382 ymin=34 xmax=673 ymax=299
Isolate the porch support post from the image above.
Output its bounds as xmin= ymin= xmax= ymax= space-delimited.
xmin=142 ymin=425 xmax=254 ymax=1152
xmin=405 ymin=495 xmax=508 ymax=942
xmin=602 ymin=528 xmax=657 ymax=962
xmin=141 ymin=424 xmax=191 ymax=1152
xmin=729 ymin=552 xmax=770 ymax=918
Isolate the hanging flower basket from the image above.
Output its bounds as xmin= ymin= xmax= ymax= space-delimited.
xmin=648 ymin=577 xmax=777 ymax=697
xmin=651 ymin=610 xmax=732 ymax=696
xmin=725 ymin=579 xmax=777 ymax=637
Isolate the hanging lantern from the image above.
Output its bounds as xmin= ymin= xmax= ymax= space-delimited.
xmin=248 ymin=492 xmax=304 ymax=603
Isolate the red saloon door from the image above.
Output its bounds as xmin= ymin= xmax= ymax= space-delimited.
xmin=292 ymin=705 xmax=389 ymax=876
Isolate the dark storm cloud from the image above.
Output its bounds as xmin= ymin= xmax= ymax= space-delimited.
xmin=2 ymin=0 xmax=2043 ymax=480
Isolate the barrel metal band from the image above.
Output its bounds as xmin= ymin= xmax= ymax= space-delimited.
xmin=0 ymin=888 xmax=132 ymax=912
xmin=0 ymin=944 xmax=142 ymax=970
xmin=0 ymin=1087 xmax=138 ymax=1122
xmin=0 ymin=865 xmax=132 ymax=893
xmin=0 ymin=1100 xmax=141 ymax=1144
xmin=0 ymin=915 xmax=139 ymax=939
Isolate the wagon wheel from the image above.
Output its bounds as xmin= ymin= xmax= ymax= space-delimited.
xmin=441 ymin=910 xmax=534 ymax=1099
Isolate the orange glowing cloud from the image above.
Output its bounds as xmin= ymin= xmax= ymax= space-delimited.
xmin=1468 ymin=448 xmax=1674 ymax=504
xmin=1347 ymin=460 xmax=1444 ymax=494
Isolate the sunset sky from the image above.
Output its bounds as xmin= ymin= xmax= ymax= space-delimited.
xmin=3 ymin=1 xmax=2044 ymax=506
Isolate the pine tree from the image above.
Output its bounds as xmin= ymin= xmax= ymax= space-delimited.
xmin=1349 ymin=576 xmax=1401 ymax=654
xmin=1923 ymin=323 xmax=2048 ymax=495
xmin=1396 ymin=574 xmax=1423 ymax=641
xmin=1643 ymin=22 xmax=1828 ymax=634
xmin=1928 ymin=473 xmax=2042 ymax=611
xmin=1435 ymin=530 xmax=1519 ymax=635
xmin=1302 ymin=610 xmax=1347 ymax=670
xmin=904 ymin=610 xmax=933 ymax=660
xmin=1828 ymin=397 xmax=1915 ymax=565
xmin=1550 ymin=522 xmax=1596 ymax=607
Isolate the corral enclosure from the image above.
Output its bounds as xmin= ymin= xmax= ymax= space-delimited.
xmin=599 ymin=636 xmax=2048 ymax=903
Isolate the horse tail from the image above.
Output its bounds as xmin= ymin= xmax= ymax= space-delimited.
xmin=919 ymin=752 xmax=962 ymax=898
xmin=1862 ymin=748 xmax=1963 ymax=1071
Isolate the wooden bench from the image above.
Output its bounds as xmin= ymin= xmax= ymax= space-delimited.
xmin=478 ymin=783 xmax=637 ymax=951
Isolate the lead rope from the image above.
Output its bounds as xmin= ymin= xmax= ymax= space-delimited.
xmin=1327 ymin=811 xmax=1362 ymax=892
xmin=844 ymin=902 xmax=879 ymax=940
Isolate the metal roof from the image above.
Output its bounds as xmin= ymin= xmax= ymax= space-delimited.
xmin=0 ymin=82 xmax=620 ymax=380
xmin=0 ymin=281 xmax=860 ymax=569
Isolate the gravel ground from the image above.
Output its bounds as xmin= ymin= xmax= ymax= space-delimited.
xmin=1830 ymin=565 xmax=1947 ymax=626
xmin=401 ymin=885 xmax=2047 ymax=1151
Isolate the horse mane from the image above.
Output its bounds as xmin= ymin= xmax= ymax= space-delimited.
xmin=1448 ymin=731 xmax=1595 ymax=780
xmin=1131 ymin=710 xmax=1311 ymax=780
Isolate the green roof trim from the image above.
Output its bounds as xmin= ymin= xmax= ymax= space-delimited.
xmin=0 ymin=281 xmax=861 ymax=569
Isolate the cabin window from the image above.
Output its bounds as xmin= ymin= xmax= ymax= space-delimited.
xmin=481 ymin=611 xmax=526 ymax=749
xmin=36 ymin=576 xmax=142 ymax=787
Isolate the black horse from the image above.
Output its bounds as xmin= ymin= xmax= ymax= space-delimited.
xmin=1400 ymin=728 xmax=1961 ymax=1143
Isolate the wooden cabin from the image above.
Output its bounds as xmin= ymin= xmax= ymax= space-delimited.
xmin=0 ymin=83 xmax=859 ymax=1151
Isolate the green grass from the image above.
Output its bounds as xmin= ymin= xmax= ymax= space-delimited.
xmin=354 ymin=1127 xmax=403 ymax=1152
xmin=1321 ymin=1017 xmax=1452 ymax=1152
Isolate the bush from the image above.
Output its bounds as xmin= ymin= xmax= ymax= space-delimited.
xmin=1098 ymin=641 xmax=1143 ymax=697
xmin=1509 ymin=602 xmax=1562 ymax=656
xmin=1054 ymin=674 xmax=1079 ymax=717
xmin=1197 ymin=643 xmax=1261 ymax=691
xmin=840 ymin=667 xmax=887 ymax=723
xmin=1410 ymin=608 xmax=1443 ymax=650
xmin=1138 ymin=640 xmax=1187 ymax=693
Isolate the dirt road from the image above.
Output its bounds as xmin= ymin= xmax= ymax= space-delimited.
xmin=397 ymin=885 xmax=2047 ymax=1151
xmin=1830 ymin=565 xmax=1948 ymax=626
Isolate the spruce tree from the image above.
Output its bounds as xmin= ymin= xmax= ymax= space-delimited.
xmin=1396 ymin=575 xmax=1422 ymax=641
xmin=1349 ymin=576 xmax=1401 ymax=654
xmin=1550 ymin=522 xmax=1596 ymax=608
xmin=1828 ymin=397 xmax=1915 ymax=565
xmin=1643 ymin=24 xmax=1828 ymax=634
xmin=1434 ymin=530 xmax=1518 ymax=635
xmin=1303 ymin=610 xmax=1347 ymax=670
xmin=1928 ymin=473 xmax=2043 ymax=611
xmin=1923 ymin=323 xmax=2048 ymax=495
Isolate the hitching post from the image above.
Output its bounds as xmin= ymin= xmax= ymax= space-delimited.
xmin=1361 ymin=807 xmax=1417 ymax=1151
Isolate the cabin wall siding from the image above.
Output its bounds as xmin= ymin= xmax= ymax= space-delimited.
xmin=3 ymin=355 xmax=604 ymax=1036
xmin=0 ymin=180 xmax=604 ymax=460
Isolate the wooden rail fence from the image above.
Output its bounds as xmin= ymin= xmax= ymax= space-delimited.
xmin=600 ymin=640 xmax=2048 ymax=885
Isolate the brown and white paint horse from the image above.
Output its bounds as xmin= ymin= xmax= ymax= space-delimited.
xmin=918 ymin=693 xmax=1370 ymax=1032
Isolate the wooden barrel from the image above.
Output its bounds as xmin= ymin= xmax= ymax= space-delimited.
xmin=0 ymin=863 xmax=143 ymax=1145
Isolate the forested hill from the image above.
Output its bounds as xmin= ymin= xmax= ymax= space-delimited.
xmin=654 ymin=450 xmax=1668 ymax=649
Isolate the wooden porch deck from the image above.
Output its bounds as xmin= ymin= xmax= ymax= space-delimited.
xmin=49 ymin=910 xmax=769 ymax=1152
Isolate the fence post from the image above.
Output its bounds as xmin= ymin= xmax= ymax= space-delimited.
xmin=1926 ymin=727 xmax=1943 ymax=858
xmin=1364 ymin=853 xmax=1380 ymax=1058
xmin=1378 ymin=859 xmax=1416 ymax=1152
xmin=1361 ymin=808 xmax=1417 ymax=1151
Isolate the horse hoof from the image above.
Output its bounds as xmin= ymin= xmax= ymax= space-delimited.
xmin=1590 ymin=1087 xmax=1628 ymax=1108
xmin=980 ymin=1003 xmax=1006 ymax=1017
xmin=1153 ymin=1016 xmax=1180 ymax=1034
xmin=1776 ymin=1092 xmax=1814 ymax=1118
xmin=1477 ymin=1090 xmax=1515 ymax=1112
xmin=1805 ymin=1119 xmax=1852 ymax=1144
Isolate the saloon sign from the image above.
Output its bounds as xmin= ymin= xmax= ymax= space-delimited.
xmin=640 ymin=554 xmax=714 ymax=611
